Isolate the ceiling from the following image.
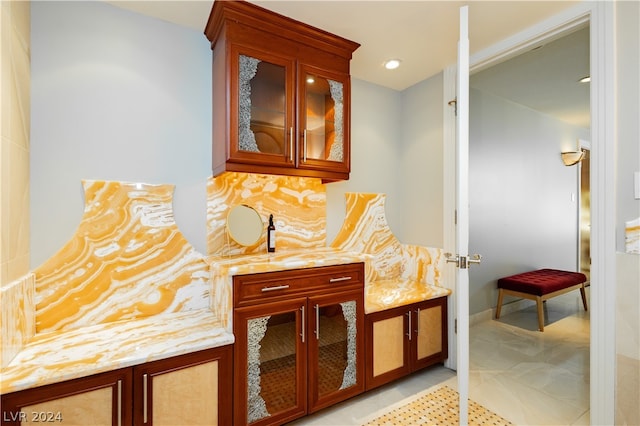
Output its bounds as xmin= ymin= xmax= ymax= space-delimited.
xmin=470 ymin=25 xmax=590 ymax=128
xmin=106 ymin=0 xmax=589 ymax=128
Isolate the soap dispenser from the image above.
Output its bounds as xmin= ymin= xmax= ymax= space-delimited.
xmin=267 ymin=214 xmax=276 ymax=252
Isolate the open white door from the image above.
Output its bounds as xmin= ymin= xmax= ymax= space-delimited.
xmin=447 ymin=6 xmax=476 ymax=425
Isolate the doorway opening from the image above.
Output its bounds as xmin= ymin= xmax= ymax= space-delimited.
xmin=444 ymin=3 xmax=616 ymax=424
xmin=462 ymin=24 xmax=591 ymax=425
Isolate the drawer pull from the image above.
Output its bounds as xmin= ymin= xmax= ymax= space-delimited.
xmin=329 ymin=276 xmax=352 ymax=283
xmin=261 ymin=284 xmax=290 ymax=292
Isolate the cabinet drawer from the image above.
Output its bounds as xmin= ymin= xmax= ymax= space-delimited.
xmin=234 ymin=262 xmax=364 ymax=306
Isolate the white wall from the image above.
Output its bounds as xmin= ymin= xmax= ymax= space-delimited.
xmin=397 ymin=73 xmax=444 ymax=248
xmin=468 ymin=87 xmax=590 ymax=315
xmin=30 ymin=2 xmax=212 ymax=267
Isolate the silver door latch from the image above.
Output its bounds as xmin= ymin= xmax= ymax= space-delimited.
xmin=445 ymin=253 xmax=482 ymax=269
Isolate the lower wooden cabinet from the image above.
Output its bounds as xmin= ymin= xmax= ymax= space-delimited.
xmin=232 ymin=263 xmax=365 ymax=426
xmin=1 ymin=346 xmax=232 ymax=426
xmin=365 ymin=297 xmax=448 ymax=390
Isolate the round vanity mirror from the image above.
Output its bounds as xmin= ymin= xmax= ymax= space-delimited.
xmin=227 ymin=204 xmax=264 ymax=246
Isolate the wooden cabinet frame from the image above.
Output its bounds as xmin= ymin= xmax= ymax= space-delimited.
xmin=205 ymin=0 xmax=359 ymax=181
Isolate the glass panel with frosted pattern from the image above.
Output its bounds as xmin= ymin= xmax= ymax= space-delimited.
xmin=303 ymin=74 xmax=344 ymax=162
xmin=239 ymin=54 xmax=286 ymax=155
xmin=315 ymin=300 xmax=357 ymax=398
xmin=246 ymin=312 xmax=297 ymax=423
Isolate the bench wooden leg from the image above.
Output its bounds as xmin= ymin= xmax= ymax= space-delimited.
xmin=495 ymin=289 xmax=504 ymax=319
xmin=580 ymin=284 xmax=588 ymax=311
xmin=536 ymin=296 xmax=544 ymax=331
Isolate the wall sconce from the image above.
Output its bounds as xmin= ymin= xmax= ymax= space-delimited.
xmin=561 ymin=149 xmax=586 ymax=166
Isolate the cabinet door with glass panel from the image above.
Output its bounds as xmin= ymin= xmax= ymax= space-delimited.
xmin=307 ymin=289 xmax=364 ymax=414
xmin=233 ymin=298 xmax=307 ymax=426
xmin=297 ymin=64 xmax=351 ymax=177
xmin=228 ymin=45 xmax=296 ymax=170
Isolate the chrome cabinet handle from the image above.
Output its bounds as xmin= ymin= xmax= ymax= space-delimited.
xmin=315 ymin=304 xmax=320 ymax=340
xmin=329 ymin=276 xmax=352 ymax=283
xmin=406 ymin=311 xmax=412 ymax=341
xmin=303 ymin=129 xmax=308 ymax=162
xmin=143 ymin=373 xmax=148 ymax=424
xmin=117 ymin=379 xmax=123 ymax=426
xmin=289 ymin=127 xmax=294 ymax=162
xmin=300 ymin=305 xmax=305 ymax=343
xmin=261 ymin=284 xmax=290 ymax=292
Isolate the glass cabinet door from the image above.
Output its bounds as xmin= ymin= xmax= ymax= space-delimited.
xmin=230 ymin=46 xmax=296 ymax=167
xmin=298 ymin=65 xmax=350 ymax=173
xmin=234 ymin=299 xmax=307 ymax=425
xmin=307 ymin=290 xmax=364 ymax=412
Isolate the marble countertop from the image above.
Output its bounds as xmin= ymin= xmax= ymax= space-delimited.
xmin=2 ymin=248 xmax=445 ymax=396
xmin=365 ymin=278 xmax=452 ymax=314
xmin=208 ymin=247 xmax=371 ymax=275
xmin=0 ymin=309 xmax=233 ymax=395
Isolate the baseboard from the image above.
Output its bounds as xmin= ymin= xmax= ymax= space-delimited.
xmin=469 ymin=298 xmax=536 ymax=327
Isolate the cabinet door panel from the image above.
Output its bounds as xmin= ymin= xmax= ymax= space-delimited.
xmin=413 ymin=297 xmax=448 ymax=371
xmin=229 ymin=45 xmax=296 ymax=168
xmin=307 ymin=290 xmax=364 ymax=413
xmin=365 ymin=306 xmax=411 ymax=390
xmin=234 ymin=298 xmax=307 ymax=426
xmin=297 ymin=64 xmax=350 ymax=176
xmin=416 ymin=305 xmax=442 ymax=360
xmin=133 ymin=346 xmax=232 ymax=426
xmin=20 ymin=388 xmax=112 ymax=426
xmin=373 ymin=315 xmax=405 ymax=376
xmin=152 ymin=361 xmax=217 ymax=425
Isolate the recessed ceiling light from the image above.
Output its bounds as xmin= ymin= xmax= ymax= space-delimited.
xmin=579 ymin=76 xmax=591 ymax=83
xmin=383 ymin=59 xmax=401 ymax=70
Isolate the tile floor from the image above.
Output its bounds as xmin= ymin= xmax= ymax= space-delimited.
xmin=288 ymin=289 xmax=590 ymax=425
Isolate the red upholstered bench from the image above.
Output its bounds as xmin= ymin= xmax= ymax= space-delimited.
xmin=495 ymin=269 xmax=588 ymax=331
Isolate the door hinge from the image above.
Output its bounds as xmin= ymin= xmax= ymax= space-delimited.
xmin=455 ymin=319 xmax=457 ymax=334
xmin=448 ymin=98 xmax=457 ymax=116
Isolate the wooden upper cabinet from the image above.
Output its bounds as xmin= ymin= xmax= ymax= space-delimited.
xmin=205 ymin=1 xmax=360 ymax=182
